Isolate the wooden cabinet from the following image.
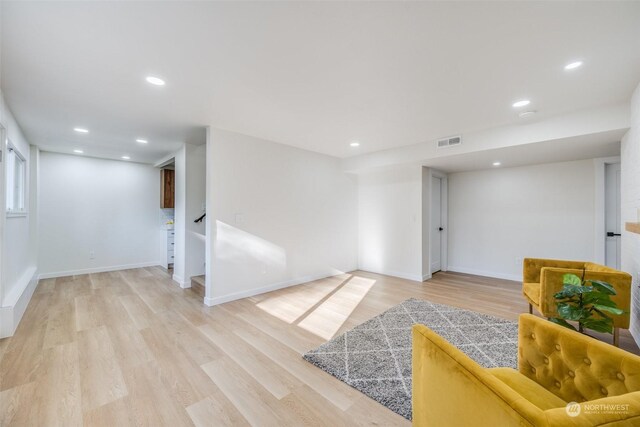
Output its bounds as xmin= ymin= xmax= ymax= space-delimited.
xmin=160 ymin=169 xmax=175 ymax=208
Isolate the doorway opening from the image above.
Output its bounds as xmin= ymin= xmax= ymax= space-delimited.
xmin=594 ymin=157 xmax=621 ymax=268
xmin=430 ymin=171 xmax=448 ymax=274
xmin=604 ymin=162 xmax=621 ymax=269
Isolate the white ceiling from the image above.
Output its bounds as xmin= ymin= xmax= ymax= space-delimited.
xmin=423 ymin=129 xmax=625 ymax=173
xmin=2 ymin=1 xmax=640 ymax=163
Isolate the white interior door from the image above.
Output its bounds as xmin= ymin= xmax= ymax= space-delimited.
xmin=431 ymin=177 xmax=442 ymax=273
xmin=0 ymin=126 xmax=5 ymax=307
xmin=604 ymin=162 xmax=621 ymax=269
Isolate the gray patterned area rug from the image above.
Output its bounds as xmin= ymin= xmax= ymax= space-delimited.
xmin=303 ymin=298 xmax=518 ymax=420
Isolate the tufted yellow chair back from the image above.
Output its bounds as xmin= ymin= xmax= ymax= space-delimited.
xmin=519 ymin=314 xmax=640 ymax=404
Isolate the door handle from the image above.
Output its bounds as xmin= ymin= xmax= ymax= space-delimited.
xmin=438 ymin=227 xmax=444 ymax=231
xmin=607 ymin=232 xmax=621 ymax=237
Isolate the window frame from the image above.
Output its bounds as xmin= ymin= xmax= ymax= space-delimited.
xmin=5 ymin=141 xmax=27 ymax=217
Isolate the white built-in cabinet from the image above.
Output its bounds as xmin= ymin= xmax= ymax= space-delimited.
xmin=167 ymin=229 xmax=175 ymax=266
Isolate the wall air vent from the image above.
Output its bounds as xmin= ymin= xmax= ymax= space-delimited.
xmin=437 ymin=135 xmax=462 ymax=149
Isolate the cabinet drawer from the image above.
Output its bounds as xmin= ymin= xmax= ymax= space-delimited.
xmin=168 ymin=230 xmax=175 ymax=237
xmin=168 ymin=253 xmax=175 ymax=261
xmin=167 ymin=236 xmax=175 ymax=244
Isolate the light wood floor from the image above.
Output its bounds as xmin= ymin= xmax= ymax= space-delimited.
xmin=1 ymin=268 xmax=638 ymax=426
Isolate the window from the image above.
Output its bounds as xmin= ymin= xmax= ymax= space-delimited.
xmin=6 ymin=142 xmax=26 ymax=215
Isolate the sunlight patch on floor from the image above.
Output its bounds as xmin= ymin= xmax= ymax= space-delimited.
xmin=296 ymin=275 xmax=376 ymax=340
xmin=255 ymin=274 xmax=352 ymax=323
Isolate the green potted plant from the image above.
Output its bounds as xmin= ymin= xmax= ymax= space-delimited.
xmin=550 ymin=272 xmax=624 ymax=334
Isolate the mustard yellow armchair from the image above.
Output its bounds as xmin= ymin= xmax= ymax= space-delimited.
xmin=522 ymin=258 xmax=631 ymax=346
xmin=412 ymin=314 xmax=640 ymax=426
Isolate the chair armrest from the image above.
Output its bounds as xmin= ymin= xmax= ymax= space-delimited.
xmin=518 ymin=314 xmax=640 ymax=406
xmin=412 ymin=324 xmax=544 ymax=427
xmin=523 ymin=258 xmax=585 ymax=284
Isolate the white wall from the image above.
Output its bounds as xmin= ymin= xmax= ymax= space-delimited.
xmin=205 ymin=128 xmax=358 ymax=305
xmin=185 ymin=144 xmax=206 ymax=282
xmin=621 ymin=82 xmax=640 ymax=345
xmin=358 ymin=166 xmax=423 ymax=281
xmin=38 ymin=152 xmax=161 ymax=277
xmin=448 ymin=159 xmax=597 ymax=281
xmin=0 ymin=91 xmax=39 ymax=338
xmin=172 ymin=146 xmax=187 ymax=285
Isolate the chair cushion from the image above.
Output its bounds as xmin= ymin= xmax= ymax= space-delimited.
xmin=522 ymin=282 xmax=540 ymax=306
xmin=488 ymin=367 xmax=567 ymax=410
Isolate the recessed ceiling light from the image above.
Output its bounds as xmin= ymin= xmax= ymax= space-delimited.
xmin=136 ymin=139 xmax=148 ymax=144
xmin=350 ymin=141 xmax=360 ymax=147
xmin=121 ymin=155 xmax=130 ymax=160
xmin=492 ymin=162 xmax=501 ymax=166
xmin=73 ymin=149 xmax=84 ymax=154
xmin=74 ymin=127 xmax=89 ymax=133
xmin=512 ymin=100 xmax=530 ymax=108
xmin=519 ymin=110 xmax=537 ymax=119
xmin=145 ymin=76 xmax=165 ymax=86
xmin=564 ymin=61 xmax=583 ymax=70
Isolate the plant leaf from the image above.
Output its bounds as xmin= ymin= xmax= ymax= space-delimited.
xmin=582 ymin=293 xmax=617 ymax=306
xmin=593 ymin=304 xmax=624 ymax=315
xmin=587 ymin=280 xmax=616 ymax=295
xmin=581 ymin=317 xmax=613 ymax=334
xmin=563 ymin=274 xmax=582 ymax=286
xmin=549 ymin=317 xmax=577 ymax=331
xmin=554 ymin=284 xmax=592 ymax=299
xmin=557 ymin=304 xmax=590 ymax=321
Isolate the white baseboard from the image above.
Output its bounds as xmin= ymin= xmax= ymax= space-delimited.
xmin=0 ymin=268 xmax=39 ymax=338
xmin=172 ymin=274 xmax=190 ymax=289
xmin=38 ymin=261 xmax=161 ymax=279
xmin=446 ymin=265 xmax=521 ymax=282
xmin=203 ymin=271 xmax=341 ymax=306
xmin=357 ymin=267 xmax=424 ymax=283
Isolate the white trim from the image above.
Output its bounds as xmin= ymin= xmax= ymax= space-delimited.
xmin=172 ymin=274 xmax=190 ymax=289
xmin=153 ymin=153 xmax=176 ymax=169
xmin=38 ymin=261 xmax=161 ymax=279
xmin=0 ymin=269 xmax=38 ymax=338
xmin=6 ymin=211 xmax=28 ymax=218
xmin=447 ymin=265 xmax=521 ymax=282
xmin=204 ymin=272 xmax=349 ymax=306
xmin=204 ymin=127 xmax=212 ymax=302
xmin=357 ymin=268 xmax=423 ymax=283
xmin=593 ymin=156 xmax=621 ymax=265
xmin=422 ymin=273 xmax=432 ymax=281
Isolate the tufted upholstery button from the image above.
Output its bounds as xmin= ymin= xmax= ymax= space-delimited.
xmin=530 ymin=367 xmax=536 ymax=374
xmin=555 ymin=344 xmax=561 ymax=351
xmin=601 ymin=387 xmax=608 ymax=395
xmin=568 ymin=371 xmax=575 ymax=378
xmin=617 ymin=372 xmax=625 ymax=381
xmin=543 ymin=357 xmax=549 ymax=364
xmin=584 ymin=358 xmax=591 ymax=365
xmin=555 ymin=381 xmax=561 ymax=388
xmin=531 ymin=333 xmax=536 ymax=339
